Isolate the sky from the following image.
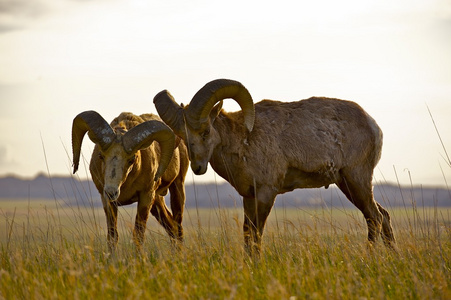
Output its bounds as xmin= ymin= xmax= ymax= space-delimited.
xmin=0 ymin=0 xmax=450 ymax=187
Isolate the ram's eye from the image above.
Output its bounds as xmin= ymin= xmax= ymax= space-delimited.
xmin=98 ymin=153 xmax=105 ymax=160
xmin=201 ymin=129 xmax=210 ymax=140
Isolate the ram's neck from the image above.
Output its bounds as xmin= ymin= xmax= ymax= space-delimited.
xmin=209 ymin=111 xmax=251 ymax=188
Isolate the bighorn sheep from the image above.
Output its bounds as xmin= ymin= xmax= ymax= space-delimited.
xmin=72 ymin=111 xmax=189 ymax=252
xmin=154 ymin=79 xmax=395 ymax=254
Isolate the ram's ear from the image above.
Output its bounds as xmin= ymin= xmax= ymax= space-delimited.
xmin=210 ymin=101 xmax=223 ymax=122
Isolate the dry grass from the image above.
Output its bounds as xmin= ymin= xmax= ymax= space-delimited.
xmin=1 ymin=198 xmax=450 ymax=299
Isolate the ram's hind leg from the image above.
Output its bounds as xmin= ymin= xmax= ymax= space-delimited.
xmin=376 ymin=202 xmax=396 ymax=247
xmin=337 ymin=170 xmax=384 ymax=245
xmin=151 ymin=195 xmax=180 ymax=243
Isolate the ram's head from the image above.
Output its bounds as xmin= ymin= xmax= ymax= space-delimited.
xmin=154 ymin=79 xmax=255 ymax=175
xmin=72 ymin=111 xmax=175 ymax=201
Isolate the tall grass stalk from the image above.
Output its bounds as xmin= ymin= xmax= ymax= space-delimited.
xmin=427 ymin=105 xmax=451 ymax=168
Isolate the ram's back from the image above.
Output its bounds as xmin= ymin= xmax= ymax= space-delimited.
xmin=231 ymin=97 xmax=382 ymax=188
xmin=109 ymin=112 xmax=161 ymax=131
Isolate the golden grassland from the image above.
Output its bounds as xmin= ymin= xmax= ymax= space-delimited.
xmin=1 ymin=199 xmax=450 ymax=299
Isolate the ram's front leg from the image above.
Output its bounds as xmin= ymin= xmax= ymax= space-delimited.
xmin=134 ymin=196 xmax=152 ymax=254
xmin=103 ymin=200 xmax=118 ymax=254
xmin=242 ymin=187 xmax=276 ymax=257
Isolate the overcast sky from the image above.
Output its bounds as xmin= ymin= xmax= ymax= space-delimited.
xmin=0 ymin=0 xmax=450 ymax=187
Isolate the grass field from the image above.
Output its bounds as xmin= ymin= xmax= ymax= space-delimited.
xmin=1 ymin=198 xmax=450 ymax=299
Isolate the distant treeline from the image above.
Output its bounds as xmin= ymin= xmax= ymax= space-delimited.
xmin=0 ymin=174 xmax=450 ymax=208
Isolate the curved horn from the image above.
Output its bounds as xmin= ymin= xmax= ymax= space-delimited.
xmin=186 ymin=79 xmax=255 ymax=132
xmin=153 ymin=90 xmax=185 ymax=136
xmin=71 ymin=110 xmax=114 ymax=174
xmin=122 ymin=120 xmax=176 ymax=181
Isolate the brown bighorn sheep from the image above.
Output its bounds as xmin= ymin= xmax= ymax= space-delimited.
xmin=154 ymin=79 xmax=395 ymax=254
xmin=72 ymin=111 xmax=189 ymax=253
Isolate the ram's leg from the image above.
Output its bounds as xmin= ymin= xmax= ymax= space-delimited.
xmin=134 ymin=197 xmax=152 ymax=253
xmin=103 ymin=200 xmax=118 ymax=253
xmin=151 ymin=195 xmax=180 ymax=243
xmin=168 ymin=178 xmax=186 ymax=242
xmin=337 ymin=170 xmax=384 ymax=245
xmin=243 ymin=186 xmax=276 ymax=256
xmin=376 ymin=202 xmax=396 ymax=247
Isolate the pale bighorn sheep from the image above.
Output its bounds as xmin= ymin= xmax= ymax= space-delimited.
xmin=72 ymin=111 xmax=189 ymax=253
xmin=154 ymin=79 xmax=395 ymax=254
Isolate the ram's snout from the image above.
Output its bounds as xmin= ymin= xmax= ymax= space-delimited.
xmin=104 ymin=186 xmax=120 ymax=202
xmin=190 ymin=161 xmax=208 ymax=175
